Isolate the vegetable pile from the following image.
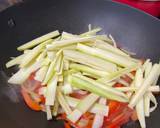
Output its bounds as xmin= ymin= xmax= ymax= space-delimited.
xmin=6 ymin=26 xmax=160 ymax=128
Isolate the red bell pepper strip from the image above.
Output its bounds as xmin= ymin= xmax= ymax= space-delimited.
xmin=21 ymin=87 xmax=42 ymax=111
xmin=64 ymin=122 xmax=72 ymax=128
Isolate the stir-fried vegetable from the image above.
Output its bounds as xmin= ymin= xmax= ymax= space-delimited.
xmin=6 ymin=26 xmax=160 ymax=128
xmin=76 ymin=43 xmax=137 ymax=67
xmin=17 ymin=30 xmax=59 ymax=51
xmin=135 ymin=68 xmax=146 ymax=128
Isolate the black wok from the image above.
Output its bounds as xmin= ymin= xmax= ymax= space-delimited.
xmin=0 ymin=0 xmax=160 ymax=128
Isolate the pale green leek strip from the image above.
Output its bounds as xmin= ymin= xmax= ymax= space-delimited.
xmin=92 ymin=113 xmax=104 ymax=128
xmin=61 ymin=76 xmax=73 ymax=94
xmin=117 ymin=67 xmax=135 ymax=80
xmin=43 ymin=51 xmax=62 ymax=85
xmin=47 ymin=51 xmax=56 ymax=61
xmin=142 ymin=59 xmax=151 ymax=72
xmin=101 ymin=81 xmax=116 ymax=87
xmin=67 ymin=93 xmax=99 ymax=123
xmin=63 ymin=59 xmax=70 ymax=70
xmin=117 ymin=79 xmax=129 ymax=86
xmin=76 ymin=93 xmax=99 ymax=113
xmin=68 ymin=74 xmax=128 ymax=102
xmin=94 ymin=40 xmax=129 ymax=57
xmin=65 ymin=96 xmax=108 ymax=116
xmin=52 ymin=97 xmax=59 ymax=116
xmin=38 ymin=87 xmax=47 ymax=97
xmin=34 ymin=65 xmax=48 ymax=82
xmin=82 ymin=72 xmax=100 ymax=79
xmin=144 ymin=62 xmax=152 ymax=117
xmin=45 ymin=75 xmax=58 ymax=106
xmin=127 ymin=81 xmax=135 ymax=98
xmin=46 ymin=105 xmax=52 ymax=120
xmin=56 ymin=44 xmax=77 ymax=50
xmin=42 ymin=58 xmax=51 ymax=66
xmin=36 ymin=50 xmax=47 ymax=62
xmin=20 ymin=39 xmax=53 ymax=67
xmin=80 ymin=27 xmax=102 ymax=36
xmin=42 ymin=61 xmax=56 ymax=85
xmin=109 ymin=34 xmax=117 ymax=47
xmin=6 ymin=54 xmax=25 ymax=68
xmin=8 ymin=60 xmax=42 ymax=84
xmin=120 ymin=48 xmax=136 ymax=56
xmin=115 ymin=86 xmax=160 ymax=92
xmin=54 ymin=53 xmax=63 ymax=74
xmin=98 ymin=64 xmax=139 ymax=84
xmin=57 ymin=87 xmax=72 ymax=115
xmin=52 ymin=89 xmax=59 ymax=116
xmin=61 ymin=32 xmax=79 ymax=39
xmin=24 ymin=49 xmax=31 ymax=54
xmin=70 ymin=63 xmax=109 ymax=78
xmin=95 ymin=35 xmax=113 ymax=44
xmin=127 ymin=72 xmax=135 ymax=80
xmin=144 ymin=62 xmax=152 ymax=78
xmin=63 ymin=69 xmax=78 ymax=77
xmin=92 ymin=98 xmax=107 ymax=128
xmin=129 ymin=64 xmax=160 ymax=108
xmin=17 ymin=30 xmax=59 ymax=51
xmin=149 ymin=93 xmax=158 ymax=113
xmin=46 ymin=36 xmax=95 ymax=50
xmin=73 ymin=74 xmax=127 ymax=98
xmin=63 ymin=50 xmax=117 ymax=72
xmin=58 ymin=74 xmax=63 ymax=82
xmin=88 ymin=24 xmax=91 ymax=31
xmin=77 ymin=43 xmax=137 ymax=67
xmin=134 ymin=68 xmax=146 ymax=128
